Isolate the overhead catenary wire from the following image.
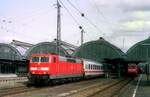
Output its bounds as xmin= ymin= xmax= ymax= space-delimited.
xmin=66 ymin=0 xmax=83 ymax=15
xmin=87 ymin=0 xmax=112 ymax=32
xmin=59 ymin=0 xmax=86 ymax=44
xmin=59 ymin=0 xmax=81 ymax=27
xmin=91 ymin=0 xmax=119 ymax=27
xmin=84 ymin=16 xmax=104 ymax=35
xmin=91 ymin=0 xmax=107 ymax=21
xmin=88 ymin=0 xmax=126 ymax=31
xmin=66 ymin=0 xmax=105 ymax=36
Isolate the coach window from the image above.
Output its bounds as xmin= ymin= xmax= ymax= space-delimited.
xmin=86 ymin=64 xmax=88 ymax=69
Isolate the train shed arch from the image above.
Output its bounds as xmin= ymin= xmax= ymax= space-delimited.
xmin=0 ymin=43 xmax=25 ymax=74
xmin=73 ymin=37 xmax=127 ymax=77
xmin=126 ymin=37 xmax=150 ymax=62
xmin=25 ymin=42 xmax=69 ymax=59
xmin=73 ymin=37 xmax=125 ymax=62
xmin=0 ymin=43 xmax=22 ymax=60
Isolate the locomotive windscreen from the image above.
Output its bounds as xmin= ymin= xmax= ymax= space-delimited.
xmin=41 ymin=57 xmax=49 ymax=62
xmin=32 ymin=56 xmax=49 ymax=62
xmin=32 ymin=57 xmax=39 ymax=62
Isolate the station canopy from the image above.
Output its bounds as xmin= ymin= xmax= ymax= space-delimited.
xmin=0 ymin=43 xmax=22 ymax=60
xmin=126 ymin=37 xmax=150 ymax=62
xmin=73 ymin=37 xmax=125 ymax=62
xmin=25 ymin=42 xmax=69 ymax=59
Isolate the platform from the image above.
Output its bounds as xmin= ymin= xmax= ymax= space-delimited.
xmin=134 ymin=74 xmax=150 ymax=97
xmin=0 ymin=74 xmax=17 ymax=78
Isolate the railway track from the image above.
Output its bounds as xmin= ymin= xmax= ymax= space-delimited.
xmin=90 ymin=79 xmax=132 ymax=97
xmin=0 ymin=78 xmax=133 ymax=97
xmin=0 ymin=86 xmax=37 ymax=97
xmin=0 ymin=78 xmax=114 ymax=97
xmin=0 ymin=79 xmax=92 ymax=97
xmin=63 ymin=78 xmax=132 ymax=97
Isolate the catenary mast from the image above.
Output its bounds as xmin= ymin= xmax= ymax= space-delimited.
xmin=56 ymin=0 xmax=61 ymax=54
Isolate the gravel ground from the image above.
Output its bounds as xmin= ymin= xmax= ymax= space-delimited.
xmin=0 ymin=77 xmax=27 ymax=88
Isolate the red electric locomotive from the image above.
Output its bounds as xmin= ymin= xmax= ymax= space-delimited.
xmin=28 ymin=53 xmax=84 ymax=84
xmin=127 ymin=63 xmax=138 ymax=76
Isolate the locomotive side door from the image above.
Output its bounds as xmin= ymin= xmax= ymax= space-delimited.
xmin=50 ymin=55 xmax=57 ymax=78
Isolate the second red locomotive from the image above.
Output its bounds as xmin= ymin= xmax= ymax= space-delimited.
xmin=127 ymin=63 xmax=139 ymax=76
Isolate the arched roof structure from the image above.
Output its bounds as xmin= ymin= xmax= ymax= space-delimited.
xmin=73 ymin=37 xmax=125 ymax=62
xmin=25 ymin=42 xmax=69 ymax=59
xmin=0 ymin=43 xmax=22 ymax=60
xmin=126 ymin=37 xmax=150 ymax=62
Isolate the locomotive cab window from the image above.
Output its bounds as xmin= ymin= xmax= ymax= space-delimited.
xmin=32 ymin=57 xmax=39 ymax=62
xmin=41 ymin=57 xmax=49 ymax=62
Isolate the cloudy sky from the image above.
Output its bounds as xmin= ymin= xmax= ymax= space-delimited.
xmin=0 ymin=0 xmax=150 ymax=52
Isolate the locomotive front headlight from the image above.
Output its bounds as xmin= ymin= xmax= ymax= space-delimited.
xmin=41 ymin=67 xmax=49 ymax=71
xmin=30 ymin=67 xmax=37 ymax=70
xmin=43 ymin=72 xmax=46 ymax=74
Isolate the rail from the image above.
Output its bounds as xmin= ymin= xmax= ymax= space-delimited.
xmin=60 ymin=79 xmax=132 ymax=97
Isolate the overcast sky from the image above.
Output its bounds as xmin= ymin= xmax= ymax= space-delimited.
xmin=0 ymin=0 xmax=150 ymax=52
